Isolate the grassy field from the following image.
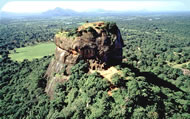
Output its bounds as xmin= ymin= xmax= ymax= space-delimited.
xmin=9 ymin=42 xmax=56 ymax=62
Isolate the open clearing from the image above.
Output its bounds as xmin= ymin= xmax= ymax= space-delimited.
xmin=90 ymin=67 xmax=120 ymax=82
xmin=89 ymin=66 xmax=125 ymax=82
xmin=167 ymin=60 xmax=190 ymax=69
xmin=9 ymin=42 xmax=56 ymax=62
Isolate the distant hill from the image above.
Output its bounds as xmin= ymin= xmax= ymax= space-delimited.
xmin=1 ymin=8 xmax=189 ymax=18
xmin=0 ymin=8 xmax=79 ymax=18
xmin=41 ymin=7 xmax=78 ymax=16
xmin=41 ymin=7 xmax=135 ymax=17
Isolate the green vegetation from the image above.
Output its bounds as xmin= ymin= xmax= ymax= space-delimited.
xmin=9 ymin=42 xmax=55 ymax=62
xmin=0 ymin=14 xmax=190 ymax=118
xmin=0 ymin=56 xmax=52 ymax=119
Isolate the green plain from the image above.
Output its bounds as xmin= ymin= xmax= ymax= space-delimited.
xmin=9 ymin=42 xmax=56 ymax=62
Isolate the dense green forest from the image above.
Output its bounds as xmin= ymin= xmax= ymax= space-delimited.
xmin=0 ymin=14 xmax=190 ymax=118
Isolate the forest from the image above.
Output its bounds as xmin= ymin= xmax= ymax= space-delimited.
xmin=0 ymin=14 xmax=190 ymax=118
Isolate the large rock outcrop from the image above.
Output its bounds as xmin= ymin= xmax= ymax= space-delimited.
xmin=45 ymin=21 xmax=124 ymax=97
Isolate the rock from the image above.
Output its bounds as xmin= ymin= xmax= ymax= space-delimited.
xmin=182 ymin=68 xmax=190 ymax=76
xmin=45 ymin=21 xmax=124 ymax=98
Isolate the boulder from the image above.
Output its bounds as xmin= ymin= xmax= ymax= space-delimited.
xmin=45 ymin=21 xmax=124 ymax=98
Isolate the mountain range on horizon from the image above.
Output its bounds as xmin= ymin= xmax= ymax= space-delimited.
xmin=1 ymin=7 xmax=190 ymax=18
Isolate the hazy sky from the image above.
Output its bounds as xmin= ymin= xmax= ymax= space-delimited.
xmin=1 ymin=0 xmax=190 ymax=13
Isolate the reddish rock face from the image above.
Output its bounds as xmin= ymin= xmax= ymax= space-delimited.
xmin=45 ymin=21 xmax=124 ymax=97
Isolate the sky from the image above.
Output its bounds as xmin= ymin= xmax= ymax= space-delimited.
xmin=0 ymin=0 xmax=190 ymax=13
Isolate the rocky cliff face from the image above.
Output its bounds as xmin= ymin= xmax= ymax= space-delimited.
xmin=45 ymin=21 xmax=124 ymax=97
